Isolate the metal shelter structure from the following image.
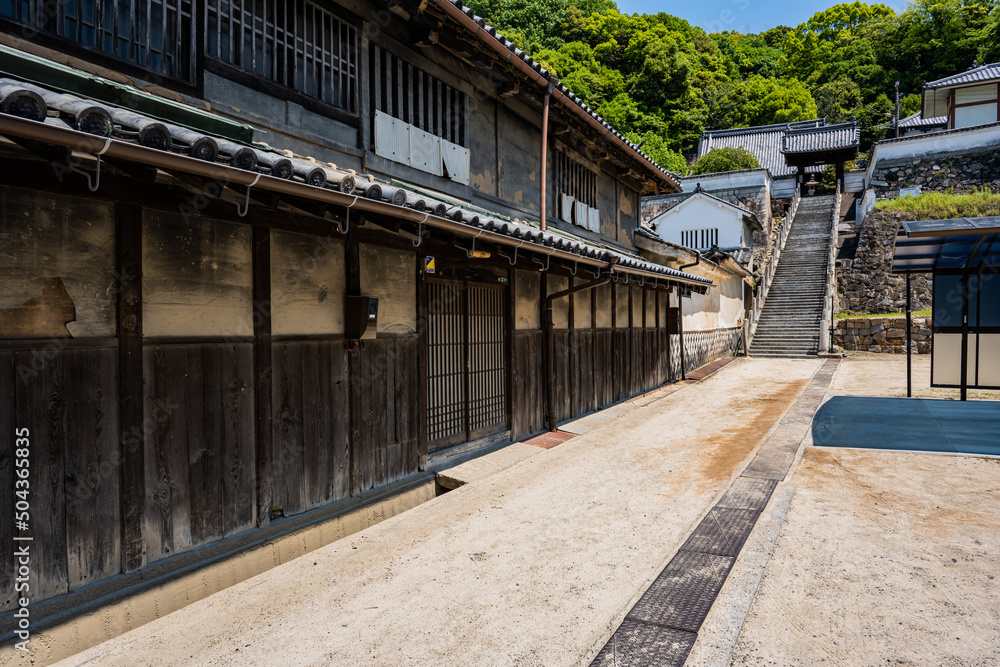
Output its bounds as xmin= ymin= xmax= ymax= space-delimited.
xmin=892 ymin=216 xmax=1000 ymax=399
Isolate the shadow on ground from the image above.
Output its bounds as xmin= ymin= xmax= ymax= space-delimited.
xmin=812 ymin=396 xmax=1000 ymax=455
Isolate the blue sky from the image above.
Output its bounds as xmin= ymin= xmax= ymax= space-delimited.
xmin=614 ymin=0 xmax=909 ymax=34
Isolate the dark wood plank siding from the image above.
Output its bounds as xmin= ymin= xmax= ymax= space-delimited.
xmin=142 ymin=343 xmax=255 ymax=562
xmin=0 ymin=348 xmax=121 ymax=606
xmin=349 ymin=336 xmax=420 ymax=495
xmin=511 ymin=331 xmax=544 ymax=440
xmin=20 ymin=348 xmax=69 ymax=603
xmin=64 ymin=350 xmax=121 ymax=590
xmin=272 ymin=340 xmax=352 ymax=516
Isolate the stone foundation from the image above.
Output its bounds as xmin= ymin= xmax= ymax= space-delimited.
xmin=833 ymin=317 xmax=932 ymax=353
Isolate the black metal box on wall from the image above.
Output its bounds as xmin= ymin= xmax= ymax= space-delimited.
xmin=346 ymin=296 xmax=379 ymax=340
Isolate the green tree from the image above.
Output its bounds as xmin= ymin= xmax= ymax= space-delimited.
xmin=692 ymin=147 xmax=761 ymax=175
xmin=730 ymin=76 xmax=819 ymax=127
xmin=814 ymin=79 xmax=864 ymax=122
xmin=624 ymin=131 xmax=688 ymax=173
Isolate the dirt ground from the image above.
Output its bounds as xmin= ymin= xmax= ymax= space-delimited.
xmin=38 ymin=358 xmax=822 ymax=667
xmin=729 ymin=447 xmax=1000 ymax=667
xmin=717 ymin=354 xmax=1000 ymax=667
xmin=832 ymin=352 xmax=1000 ymax=401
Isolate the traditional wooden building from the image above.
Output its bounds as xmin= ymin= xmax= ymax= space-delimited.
xmin=922 ymin=62 xmax=1000 ymax=130
xmin=0 ymin=0 xmax=722 ymax=638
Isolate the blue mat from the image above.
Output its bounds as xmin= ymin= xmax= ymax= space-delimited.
xmin=812 ymin=396 xmax=1000 ymax=456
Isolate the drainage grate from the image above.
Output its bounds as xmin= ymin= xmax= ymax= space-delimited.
xmin=716 ymin=478 xmax=778 ymax=511
xmin=740 ymin=446 xmax=798 ymax=480
xmin=591 ymin=620 xmax=697 ymax=667
xmin=679 ymin=508 xmax=760 ymax=557
xmin=625 ymin=551 xmax=735 ymax=632
xmin=589 ymin=359 xmax=841 ymax=664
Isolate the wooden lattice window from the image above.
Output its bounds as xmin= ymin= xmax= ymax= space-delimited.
xmin=207 ymin=0 xmax=358 ymax=112
xmin=556 ymin=149 xmax=597 ymax=209
xmin=369 ymin=43 xmax=466 ymax=146
xmin=1 ymin=0 xmax=197 ymax=83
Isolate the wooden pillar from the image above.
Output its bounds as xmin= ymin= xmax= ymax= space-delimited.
xmin=836 ymin=162 xmax=845 ymax=192
xmin=252 ymin=225 xmax=273 ymax=527
xmin=116 ymin=203 xmax=145 ymax=572
xmin=797 ymin=166 xmax=806 ymax=195
xmin=417 ymin=252 xmax=429 ymax=468
xmin=346 ymin=237 xmax=362 ymax=492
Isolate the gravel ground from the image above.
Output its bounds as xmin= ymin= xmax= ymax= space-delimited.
xmin=38 ymin=358 xmax=821 ymax=667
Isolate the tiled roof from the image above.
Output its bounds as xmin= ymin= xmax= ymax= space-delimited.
xmin=444 ymin=0 xmax=678 ymax=188
xmin=923 ymin=63 xmax=1000 ymax=90
xmin=875 ymin=120 xmax=1000 ymax=146
xmin=781 ymin=122 xmax=860 ymax=154
xmin=884 ymin=112 xmax=949 ymax=130
xmin=0 ymin=75 xmax=711 ymax=287
xmin=698 ymin=119 xmax=826 ymax=177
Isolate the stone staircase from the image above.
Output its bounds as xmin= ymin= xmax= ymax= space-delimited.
xmin=750 ymin=195 xmax=837 ymax=358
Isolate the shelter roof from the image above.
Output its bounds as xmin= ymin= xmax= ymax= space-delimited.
xmin=891 ymin=217 xmax=1000 ymax=273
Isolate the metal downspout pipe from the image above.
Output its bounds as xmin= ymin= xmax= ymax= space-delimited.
xmin=540 ymin=84 xmax=552 ymax=231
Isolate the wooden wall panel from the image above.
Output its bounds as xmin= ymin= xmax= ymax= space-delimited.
xmin=272 ymin=340 xmax=352 ymax=516
xmin=349 ymin=336 xmax=420 ymax=496
xmin=553 ymin=331 xmax=572 ymax=422
xmin=571 ymin=330 xmax=596 ymax=417
xmin=63 ymin=348 xmax=121 ymax=591
xmin=511 ymin=331 xmax=544 ymax=440
xmin=18 ymin=350 xmax=68 ymax=604
xmin=0 ymin=347 xmax=120 ymax=610
xmin=612 ymin=329 xmax=629 ymax=403
xmin=630 ymin=329 xmax=643 ymax=396
xmin=143 ymin=343 xmax=255 ymax=563
xmin=594 ymin=330 xmax=613 ymax=409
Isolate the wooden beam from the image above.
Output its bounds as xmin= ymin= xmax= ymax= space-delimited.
xmin=116 ymin=202 xmax=145 ymax=573
xmin=252 ymin=225 xmax=273 ymax=527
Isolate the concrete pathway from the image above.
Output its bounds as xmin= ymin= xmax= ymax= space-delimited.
xmin=43 ymin=358 xmax=821 ymax=667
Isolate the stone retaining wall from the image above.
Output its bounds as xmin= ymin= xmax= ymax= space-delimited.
xmin=833 ymin=317 xmax=932 ymax=353
xmin=837 ymin=210 xmax=932 ymax=314
xmin=869 ymin=148 xmax=1000 ymax=199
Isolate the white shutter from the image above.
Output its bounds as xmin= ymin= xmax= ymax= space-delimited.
xmin=573 ymin=201 xmax=588 ymax=228
xmin=560 ymin=193 xmax=574 ymax=223
xmin=587 ymin=206 xmax=600 ymax=233
xmin=374 ymin=111 xmax=410 ymax=164
xmin=441 ymin=140 xmax=470 ymax=185
xmin=409 ymin=125 xmax=442 ymax=176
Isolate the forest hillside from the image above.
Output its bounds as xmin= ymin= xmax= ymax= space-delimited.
xmin=464 ymin=0 xmax=1000 ymax=171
